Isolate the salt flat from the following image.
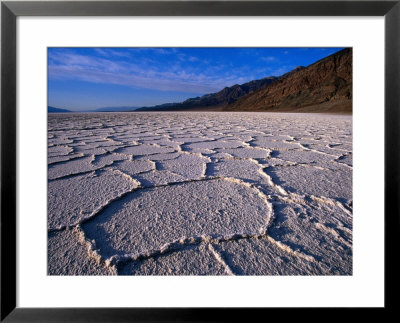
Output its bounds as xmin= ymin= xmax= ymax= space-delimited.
xmin=48 ymin=112 xmax=352 ymax=275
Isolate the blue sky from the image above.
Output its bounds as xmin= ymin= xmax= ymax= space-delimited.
xmin=48 ymin=47 xmax=344 ymax=111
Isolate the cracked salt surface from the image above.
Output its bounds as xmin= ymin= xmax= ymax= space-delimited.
xmin=119 ymin=244 xmax=226 ymax=275
xmin=82 ymin=179 xmax=272 ymax=262
xmin=48 ymin=169 xmax=138 ymax=229
xmin=48 ymin=228 xmax=114 ymax=275
xmin=48 ymin=112 xmax=352 ymax=275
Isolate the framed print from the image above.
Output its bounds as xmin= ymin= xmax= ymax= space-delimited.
xmin=1 ymin=0 xmax=399 ymax=321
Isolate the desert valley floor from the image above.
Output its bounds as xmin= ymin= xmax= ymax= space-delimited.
xmin=48 ymin=112 xmax=352 ymax=275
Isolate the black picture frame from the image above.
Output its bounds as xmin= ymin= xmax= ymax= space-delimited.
xmin=1 ymin=1 xmax=399 ymax=321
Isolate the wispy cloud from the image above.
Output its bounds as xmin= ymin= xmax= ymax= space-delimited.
xmin=260 ymin=56 xmax=276 ymax=62
xmin=94 ymin=48 xmax=133 ymax=58
xmin=48 ymin=50 xmax=244 ymax=93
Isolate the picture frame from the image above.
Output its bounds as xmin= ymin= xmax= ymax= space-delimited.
xmin=1 ymin=0 xmax=399 ymax=321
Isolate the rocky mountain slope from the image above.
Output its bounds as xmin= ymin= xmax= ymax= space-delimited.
xmin=224 ymin=48 xmax=352 ymax=113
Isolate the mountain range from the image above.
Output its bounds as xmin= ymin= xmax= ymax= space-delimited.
xmin=137 ymin=48 xmax=352 ymax=113
xmin=136 ymin=76 xmax=278 ymax=111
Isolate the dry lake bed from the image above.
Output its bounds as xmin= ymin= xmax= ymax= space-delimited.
xmin=48 ymin=112 xmax=352 ymax=275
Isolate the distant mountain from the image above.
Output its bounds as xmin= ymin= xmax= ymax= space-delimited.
xmin=136 ymin=76 xmax=278 ymax=111
xmin=137 ymin=103 xmax=179 ymax=112
xmin=225 ymin=48 xmax=352 ymax=113
xmin=92 ymin=106 xmax=139 ymax=112
xmin=48 ymin=106 xmax=71 ymax=113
